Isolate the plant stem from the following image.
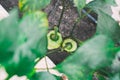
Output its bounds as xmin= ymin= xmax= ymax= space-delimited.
xmin=45 ymin=56 xmax=50 ymax=72
xmin=70 ymin=9 xmax=92 ymax=37
xmin=27 ymin=69 xmax=36 ymax=79
xmin=69 ymin=8 xmax=82 ymax=37
xmin=54 ymin=26 xmax=58 ymax=40
xmin=35 ymin=68 xmax=53 ymax=70
xmin=72 ymin=36 xmax=83 ymax=46
xmin=78 ymin=9 xmax=82 ymax=19
xmin=57 ymin=0 xmax=66 ymax=30
xmin=70 ymin=18 xmax=80 ymax=36
xmin=47 ymin=48 xmax=61 ymax=54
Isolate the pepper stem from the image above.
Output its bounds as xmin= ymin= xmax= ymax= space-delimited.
xmin=54 ymin=26 xmax=59 ymax=40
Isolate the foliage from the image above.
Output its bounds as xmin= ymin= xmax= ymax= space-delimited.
xmin=19 ymin=0 xmax=50 ymax=12
xmin=86 ymin=0 xmax=117 ymax=16
xmin=73 ymin=0 xmax=86 ymax=11
xmin=31 ymin=72 xmax=57 ymax=80
xmin=56 ymin=35 xmax=118 ymax=80
xmin=96 ymin=10 xmax=120 ymax=43
xmin=0 ymin=0 xmax=120 ymax=80
xmin=0 ymin=0 xmax=49 ymax=78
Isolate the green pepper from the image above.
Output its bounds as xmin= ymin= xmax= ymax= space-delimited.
xmin=47 ymin=30 xmax=62 ymax=50
xmin=62 ymin=38 xmax=77 ymax=52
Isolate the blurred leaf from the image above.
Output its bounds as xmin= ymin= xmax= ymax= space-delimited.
xmin=4 ymin=33 xmax=48 ymax=76
xmin=30 ymin=72 xmax=57 ymax=80
xmin=1 ymin=10 xmax=49 ymax=77
xmin=0 ymin=9 xmax=19 ymax=63
xmin=19 ymin=11 xmax=48 ymax=39
xmin=109 ymin=73 xmax=120 ymax=80
xmin=97 ymin=74 xmax=106 ymax=80
xmin=4 ymin=11 xmax=49 ymax=76
xmin=54 ymin=75 xmax=61 ymax=80
xmin=57 ymin=65 xmax=93 ymax=80
xmin=4 ymin=43 xmax=36 ymax=76
xmin=87 ymin=0 xmax=115 ymax=15
xmin=19 ymin=11 xmax=48 ymax=57
xmin=56 ymin=35 xmax=116 ymax=80
xmin=96 ymin=10 xmax=120 ymax=43
xmin=111 ymin=51 xmax=120 ymax=73
xmin=73 ymin=0 xmax=86 ymax=11
xmin=19 ymin=0 xmax=51 ymax=12
xmin=104 ymin=0 xmax=116 ymax=5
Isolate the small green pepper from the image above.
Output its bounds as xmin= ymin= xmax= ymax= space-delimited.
xmin=62 ymin=38 xmax=77 ymax=52
xmin=47 ymin=30 xmax=62 ymax=50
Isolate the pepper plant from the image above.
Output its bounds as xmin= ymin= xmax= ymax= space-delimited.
xmin=0 ymin=0 xmax=120 ymax=80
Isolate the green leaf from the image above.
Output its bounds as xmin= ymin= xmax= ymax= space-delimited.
xmin=19 ymin=0 xmax=51 ymax=12
xmin=109 ymin=73 xmax=120 ymax=80
xmin=30 ymin=72 xmax=57 ymax=80
xmin=1 ymin=11 xmax=49 ymax=77
xmin=96 ymin=10 xmax=120 ymax=43
xmin=56 ymin=35 xmax=115 ymax=80
xmin=54 ymin=75 xmax=61 ymax=80
xmin=97 ymin=74 xmax=106 ymax=80
xmin=4 ymin=33 xmax=48 ymax=76
xmin=73 ymin=0 xmax=86 ymax=11
xmin=0 ymin=9 xmax=19 ymax=63
xmin=4 ymin=43 xmax=36 ymax=76
xmin=104 ymin=0 xmax=116 ymax=5
xmin=19 ymin=11 xmax=48 ymax=57
xmin=57 ymin=65 xmax=93 ymax=80
xmin=87 ymin=0 xmax=115 ymax=15
xmin=111 ymin=51 xmax=120 ymax=73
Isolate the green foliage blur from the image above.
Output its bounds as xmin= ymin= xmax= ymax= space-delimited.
xmin=0 ymin=0 xmax=120 ymax=80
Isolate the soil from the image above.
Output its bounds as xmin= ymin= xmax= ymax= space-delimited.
xmin=0 ymin=0 xmax=97 ymax=64
xmin=0 ymin=0 xmax=18 ymax=11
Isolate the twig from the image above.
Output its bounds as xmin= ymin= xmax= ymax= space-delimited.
xmin=57 ymin=0 xmax=66 ymax=30
xmin=70 ymin=18 xmax=80 ymax=36
xmin=45 ymin=56 xmax=49 ymax=72
xmin=70 ymin=9 xmax=93 ymax=37
xmin=47 ymin=48 xmax=61 ymax=54
xmin=35 ymin=68 xmax=53 ymax=70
